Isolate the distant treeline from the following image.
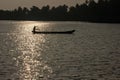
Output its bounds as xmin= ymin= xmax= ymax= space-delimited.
xmin=0 ymin=0 xmax=120 ymax=23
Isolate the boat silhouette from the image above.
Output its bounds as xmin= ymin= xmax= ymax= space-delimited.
xmin=32 ymin=30 xmax=75 ymax=34
xmin=32 ymin=26 xmax=75 ymax=34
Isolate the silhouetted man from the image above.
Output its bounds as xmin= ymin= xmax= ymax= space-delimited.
xmin=32 ymin=26 xmax=36 ymax=33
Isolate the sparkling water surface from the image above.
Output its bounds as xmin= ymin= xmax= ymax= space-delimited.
xmin=0 ymin=21 xmax=120 ymax=80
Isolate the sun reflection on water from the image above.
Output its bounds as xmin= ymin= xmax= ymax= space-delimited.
xmin=13 ymin=21 xmax=53 ymax=80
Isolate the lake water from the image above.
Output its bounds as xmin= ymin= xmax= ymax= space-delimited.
xmin=0 ymin=21 xmax=120 ymax=80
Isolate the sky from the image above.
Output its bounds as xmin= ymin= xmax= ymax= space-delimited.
xmin=0 ymin=0 xmax=97 ymax=10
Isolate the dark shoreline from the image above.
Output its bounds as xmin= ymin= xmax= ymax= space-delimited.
xmin=0 ymin=0 xmax=120 ymax=24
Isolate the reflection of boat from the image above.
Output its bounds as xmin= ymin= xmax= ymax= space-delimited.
xmin=32 ymin=30 xmax=75 ymax=34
